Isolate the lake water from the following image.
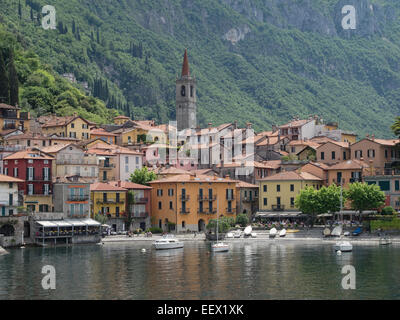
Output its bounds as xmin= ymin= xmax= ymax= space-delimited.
xmin=0 ymin=240 xmax=399 ymax=299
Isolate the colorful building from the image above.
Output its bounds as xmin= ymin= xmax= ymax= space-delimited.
xmin=0 ymin=104 xmax=30 ymax=134
xmin=316 ymin=141 xmax=350 ymax=165
xmin=364 ymin=175 xmax=400 ymax=210
xmin=0 ymin=174 xmax=23 ymax=216
xmin=236 ymin=180 xmax=259 ymax=218
xmin=258 ymin=170 xmax=323 ymax=212
xmin=149 ymin=174 xmax=237 ymax=232
xmin=90 ymin=182 xmax=127 ymax=232
xmin=3 ymin=149 xmax=54 ymax=213
xmin=90 ymin=128 xmax=118 ymax=144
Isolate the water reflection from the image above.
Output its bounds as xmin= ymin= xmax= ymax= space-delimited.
xmin=1 ymin=241 xmax=400 ymax=299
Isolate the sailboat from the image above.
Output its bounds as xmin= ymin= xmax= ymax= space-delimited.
xmin=211 ymin=198 xmax=229 ymax=252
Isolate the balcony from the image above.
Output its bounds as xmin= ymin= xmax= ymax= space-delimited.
xmin=349 ymin=178 xmax=362 ymax=183
xmin=272 ymin=205 xmax=285 ymax=211
xmin=56 ymin=159 xmax=97 ymax=165
xmin=132 ymin=212 xmax=148 ymax=218
xmin=97 ymin=198 xmax=124 ymax=204
xmin=197 ymin=195 xmax=217 ymax=201
xmin=134 ymin=197 xmax=148 ymax=204
xmin=67 ymin=195 xmax=89 ymax=201
xmin=180 ymin=195 xmax=190 ymax=201
xmin=101 ymin=164 xmax=115 ymax=170
xmin=226 ymin=195 xmax=235 ymax=201
xmin=226 ymin=208 xmax=235 ymax=214
xmin=179 ymin=208 xmax=190 ymax=214
xmin=242 ymin=196 xmax=257 ymax=202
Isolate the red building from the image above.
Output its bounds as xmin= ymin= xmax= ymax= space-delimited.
xmin=3 ymin=148 xmax=54 ymax=213
xmin=111 ymin=181 xmax=152 ymax=231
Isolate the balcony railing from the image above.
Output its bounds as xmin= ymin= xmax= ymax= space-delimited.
xmin=349 ymin=178 xmax=362 ymax=183
xmin=101 ymin=164 xmax=115 ymax=169
xmin=179 ymin=195 xmax=190 ymax=201
xmin=132 ymin=212 xmax=148 ymax=218
xmin=134 ymin=197 xmax=148 ymax=204
xmin=97 ymin=198 xmax=124 ymax=204
xmin=226 ymin=195 xmax=234 ymax=200
xmin=272 ymin=205 xmax=285 ymax=211
xmin=226 ymin=208 xmax=235 ymax=214
xmin=197 ymin=195 xmax=216 ymax=201
xmin=179 ymin=208 xmax=190 ymax=214
xmin=242 ymin=197 xmax=257 ymax=202
xmin=56 ymin=159 xmax=97 ymax=165
xmin=68 ymin=195 xmax=89 ymax=201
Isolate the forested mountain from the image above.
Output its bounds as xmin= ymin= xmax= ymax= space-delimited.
xmin=1 ymin=0 xmax=400 ymax=136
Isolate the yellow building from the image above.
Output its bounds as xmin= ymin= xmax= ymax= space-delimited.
xmin=258 ymin=171 xmax=323 ymax=212
xmin=0 ymin=104 xmax=30 ymax=134
xmin=341 ymin=132 xmax=357 ymax=144
xmin=149 ymin=174 xmax=237 ymax=232
xmin=113 ymin=115 xmax=131 ymax=126
xmin=39 ymin=114 xmax=95 ymax=140
xmin=90 ymin=182 xmax=127 ymax=232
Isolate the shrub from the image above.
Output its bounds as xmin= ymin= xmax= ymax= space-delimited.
xmin=381 ymin=206 xmax=395 ymax=215
xmin=235 ymin=214 xmax=249 ymax=227
xmin=148 ymin=227 xmax=163 ymax=234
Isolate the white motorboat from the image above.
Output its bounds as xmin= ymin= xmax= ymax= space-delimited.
xmin=211 ymin=242 xmax=229 ymax=252
xmin=269 ymin=227 xmax=277 ymax=238
xmin=334 ymin=241 xmax=353 ymax=252
xmin=379 ymin=237 xmax=392 ymax=245
xmin=153 ymin=236 xmax=184 ymax=250
xmin=226 ymin=232 xmax=234 ymax=238
xmin=244 ymin=226 xmax=252 ymax=237
xmin=234 ymin=230 xmax=242 ymax=238
xmin=331 ymin=226 xmax=343 ymax=237
xmin=279 ymin=229 xmax=286 ymax=237
xmin=251 ymin=232 xmax=257 ymax=238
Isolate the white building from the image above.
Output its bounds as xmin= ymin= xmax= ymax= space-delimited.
xmin=0 ymin=174 xmax=23 ymax=216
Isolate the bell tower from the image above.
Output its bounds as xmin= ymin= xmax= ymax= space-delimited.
xmin=176 ymin=49 xmax=196 ymax=131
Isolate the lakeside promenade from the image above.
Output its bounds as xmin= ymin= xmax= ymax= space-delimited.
xmin=102 ymin=228 xmax=400 ymax=245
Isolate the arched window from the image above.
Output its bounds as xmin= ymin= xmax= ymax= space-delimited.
xmin=181 ymin=85 xmax=186 ymax=97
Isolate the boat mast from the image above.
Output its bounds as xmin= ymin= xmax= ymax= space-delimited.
xmin=340 ymin=177 xmax=343 ymax=223
xmin=216 ymin=197 xmax=219 ymax=243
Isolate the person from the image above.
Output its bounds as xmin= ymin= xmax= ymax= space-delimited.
xmin=194 ymin=231 xmax=197 ymax=238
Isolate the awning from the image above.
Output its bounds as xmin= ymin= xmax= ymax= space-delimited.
xmin=53 ymin=221 xmax=72 ymax=227
xmin=97 ymin=156 xmax=106 ymax=160
xmin=255 ymin=212 xmax=304 ymax=218
xmin=36 ymin=221 xmax=58 ymax=227
xmin=64 ymin=219 xmax=86 ymax=227
xmin=80 ymin=218 xmax=101 ymax=226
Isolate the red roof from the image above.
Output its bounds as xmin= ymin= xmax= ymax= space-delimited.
xmin=110 ymin=181 xmax=152 ymax=190
xmin=90 ymin=182 xmax=127 ymax=192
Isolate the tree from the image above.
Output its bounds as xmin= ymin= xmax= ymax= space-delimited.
xmin=346 ymin=182 xmax=385 ymax=216
xmin=391 ymin=116 xmax=400 ymax=137
xmin=8 ymin=49 xmax=19 ymax=106
xmin=235 ymin=213 xmax=249 ymax=227
xmin=129 ymin=167 xmax=157 ymax=186
xmin=295 ymin=186 xmax=324 ymax=227
xmin=18 ymin=0 xmax=22 ymax=19
xmin=94 ymin=213 xmax=108 ymax=225
xmin=206 ymin=217 xmax=232 ymax=234
xmin=318 ymin=184 xmax=343 ymax=215
xmin=0 ymin=51 xmax=9 ymax=104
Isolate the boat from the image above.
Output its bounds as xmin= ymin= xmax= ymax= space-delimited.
xmin=269 ymin=227 xmax=277 ymax=238
xmin=379 ymin=236 xmax=392 ymax=246
xmin=243 ymin=226 xmax=252 ymax=237
xmin=226 ymin=232 xmax=234 ymax=238
xmin=211 ymin=198 xmax=229 ymax=252
xmin=352 ymin=227 xmax=362 ymax=236
xmin=334 ymin=241 xmax=353 ymax=252
xmin=279 ymin=229 xmax=286 ymax=237
xmin=251 ymin=232 xmax=257 ymax=238
xmin=331 ymin=226 xmax=343 ymax=237
xmin=153 ymin=235 xmax=184 ymax=250
xmin=233 ymin=230 xmax=242 ymax=238
xmin=323 ymin=228 xmax=331 ymax=237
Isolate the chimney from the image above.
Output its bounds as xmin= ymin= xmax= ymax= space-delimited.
xmin=234 ymin=120 xmax=238 ymax=129
xmin=371 ymin=134 xmax=375 ymax=140
xmin=272 ymin=125 xmax=277 ymax=133
xmin=208 ymin=123 xmax=212 ymax=129
xmin=117 ymin=180 xmax=121 ymax=187
xmin=246 ymin=122 xmax=252 ymax=129
xmin=366 ymin=134 xmax=370 ymax=139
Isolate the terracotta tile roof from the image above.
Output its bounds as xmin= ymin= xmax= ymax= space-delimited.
xmin=114 ymin=115 xmax=130 ymax=120
xmin=150 ymin=167 xmax=192 ymax=175
xmin=0 ymin=174 xmax=24 ymax=183
xmin=90 ymin=128 xmax=118 ymax=137
xmin=310 ymin=136 xmax=339 ymax=144
xmin=149 ymin=174 xmax=235 ymax=184
xmin=53 ymin=175 xmax=94 ymax=184
xmin=256 ymin=135 xmax=287 ymax=146
xmin=87 ymin=143 xmax=142 ymax=155
xmin=39 ymin=143 xmax=75 ymax=154
xmin=255 ymin=160 xmax=282 ymax=169
xmin=4 ymin=149 xmax=54 ymax=160
xmin=259 ymin=170 xmax=322 ymax=181
xmin=110 ymin=181 xmax=152 ymax=189
xmin=235 ymin=180 xmax=258 ymax=188
xmin=279 ymin=119 xmax=313 ymax=129
xmin=288 ymin=140 xmax=321 ymax=148
xmin=5 ymin=132 xmax=48 ymax=140
xmin=90 ymin=182 xmax=127 ymax=192
xmin=181 ymin=49 xmax=190 ymax=76
xmin=369 ymin=138 xmax=400 ymax=146
xmin=40 ymin=115 xmax=95 ymax=128
xmin=317 ymin=140 xmax=350 ymax=149
xmin=328 ymin=159 xmax=369 ymax=170
xmin=305 ymin=161 xmax=331 ymax=170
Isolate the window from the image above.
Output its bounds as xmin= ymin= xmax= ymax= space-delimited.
xmin=290 ymin=197 xmax=295 ymax=207
xmin=263 ymin=198 xmax=267 ymax=206
xmin=8 ymin=183 xmax=13 ymax=189
xmin=157 ymin=189 xmax=163 ymax=196
xmin=378 ymin=181 xmax=390 ymax=191
xmin=367 ymin=149 xmax=375 ymax=158
xmin=44 ymin=167 xmax=50 ymax=180
xmin=116 ymin=207 xmax=120 ymax=217
xmin=182 ymin=221 xmax=186 ymax=228
xmin=395 ymin=180 xmax=399 ymax=191
xmin=13 ymin=167 xmax=18 ymax=177
xmin=44 ymin=184 xmax=49 ymax=195
xmin=28 ymin=167 xmax=34 ymax=181
xmin=321 ymin=152 xmax=325 ymax=160
xmin=263 ymin=185 xmax=267 ymax=192
xmin=332 ymin=151 xmax=335 ymax=160
xmin=125 ymin=156 xmax=129 ymax=164
xmin=276 ymin=185 xmax=280 ymax=192
xmin=28 ymin=184 xmax=33 ymax=195
xmin=290 ymin=184 xmax=294 ymax=192
xmin=9 ymin=194 xmax=13 ymax=206
xmin=158 ymin=201 xmax=162 ymax=210
xmin=4 ymin=168 xmax=7 ymax=176
xmin=71 ymin=123 xmax=75 ymax=128
xmin=343 ymin=151 xmax=347 ymax=160
xmin=169 ymin=201 xmax=173 ymax=210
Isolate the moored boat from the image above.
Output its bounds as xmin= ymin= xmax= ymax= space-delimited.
xmin=211 ymin=242 xmax=229 ymax=252
xmin=153 ymin=236 xmax=184 ymax=250
xmin=331 ymin=226 xmax=343 ymax=237
xmin=244 ymin=226 xmax=252 ymax=237
xmin=269 ymin=227 xmax=277 ymax=238
xmin=279 ymin=229 xmax=286 ymax=237
xmin=334 ymin=241 xmax=352 ymax=252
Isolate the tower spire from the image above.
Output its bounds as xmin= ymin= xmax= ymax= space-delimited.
xmin=181 ymin=48 xmax=190 ymax=77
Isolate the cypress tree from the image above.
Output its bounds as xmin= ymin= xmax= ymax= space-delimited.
xmin=0 ymin=51 xmax=10 ymax=104
xmin=8 ymin=49 xmax=19 ymax=106
xmin=18 ymin=0 xmax=22 ymax=19
xmin=72 ymin=20 xmax=76 ymax=34
xmin=30 ymin=7 xmax=33 ymax=20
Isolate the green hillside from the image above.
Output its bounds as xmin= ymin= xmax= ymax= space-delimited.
xmin=1 ymin=0 xmax=400 ymax=137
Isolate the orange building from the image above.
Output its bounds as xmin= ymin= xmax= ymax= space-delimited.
xmin=326 ymin=159 xmax=370 ymax=188
xmin=149 ymin=174 xmax=237 ymax=232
